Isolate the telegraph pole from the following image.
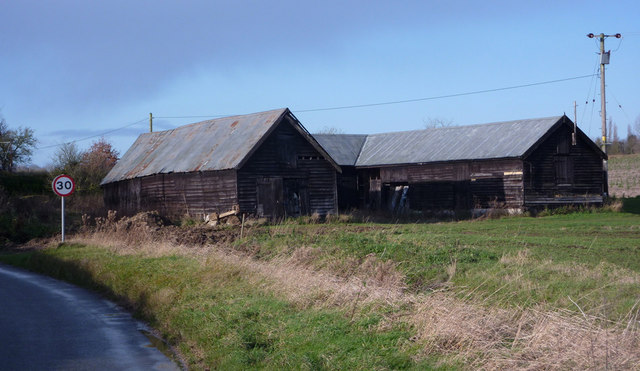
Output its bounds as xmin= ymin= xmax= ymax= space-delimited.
xmin=587 ymin=32 xmax=621 ymax=197
xmin=149 ymin=113 xmax=153 ymax=133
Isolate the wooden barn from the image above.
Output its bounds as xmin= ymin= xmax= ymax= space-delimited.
xmin=101 ymin=108 xmax=340 ymax=219
xmin=314 ymin=115 xmax=607 ymax=214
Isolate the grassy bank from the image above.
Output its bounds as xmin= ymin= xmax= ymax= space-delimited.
xmin=2 ymin=208 xmax=640 ymax=369
xmin=249 ymin=210 xmax=640 ymax=318
xmin=0 ymin=244 xmax=437 ymax=370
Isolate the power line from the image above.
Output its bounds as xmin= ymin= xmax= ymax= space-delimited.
xmin=581 ymin=55 xmax=601 ymax=134
xmin=154 ymin=115 xmax=232 ymax=119
xmin=292 ymin=74 xmax=597 ymax=113
xmin=37 ymin=73 xmax=599 ymax=149
xmin=37 ymin=117 xmax=148 ymax=150
xmin=608 ymin=89 xmax=633 ymax=124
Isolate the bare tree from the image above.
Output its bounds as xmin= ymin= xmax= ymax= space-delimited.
xmin=314 ymin=126 xmax=344 ymax=135
xmin=423 ymin=117 xmax=454 ymax=129
xmin=51 ymin=142 xmax=83 ymax=174
xmin=0 ymin=116 xmax=37 ymax=172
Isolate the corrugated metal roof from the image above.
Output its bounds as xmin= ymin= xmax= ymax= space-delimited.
xmin=356 ymin=116 xmax=563 ymax=166
xmin=102 ymin=108 xmax=288 ymax=184
xmin=313 ymin=134 xmax=367 ymax=166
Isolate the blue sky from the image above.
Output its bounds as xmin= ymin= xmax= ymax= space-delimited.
xmin=1 ymin=0 xmax=639 ymax=167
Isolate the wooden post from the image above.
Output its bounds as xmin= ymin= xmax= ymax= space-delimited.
xmin=240 ymin=213 xmax=245 ymax=239
xmin=572 ymin=101 xmax=577 ymax=146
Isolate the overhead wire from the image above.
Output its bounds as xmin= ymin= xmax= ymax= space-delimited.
xmin=608 ymin=89 xmax=633 ymax=124
xmin=38 ymin=73 xmax=599 ymax=148
xmin=292 ymin=74 xmax=597 ymax=113
xmin=36 ymin=117 xmax=148 ymax=150
xmin=580 ymin=55 xmax=601 ymax=135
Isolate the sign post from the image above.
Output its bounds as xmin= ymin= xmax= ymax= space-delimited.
xmin=52 ymin=175 xmax=76 ymax=242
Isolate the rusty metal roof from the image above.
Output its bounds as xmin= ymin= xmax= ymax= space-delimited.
xmin=102 ymin=108 xmax=289 ymax=184
xmin=356 ymin=116 xmax=564 ymax=166
xmin=314 ymin=116 xmax=571 ymax=167
xmin=313 ymin=134 xmax=367 ymax=166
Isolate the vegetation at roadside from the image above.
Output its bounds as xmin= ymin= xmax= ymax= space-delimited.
xmin=0 ymin=245 xmax=438 ymax=370
xmin=2 ymin=205 xmax=640 ymax=369
xmin=247 ymin=209 xmax=640 ymax=320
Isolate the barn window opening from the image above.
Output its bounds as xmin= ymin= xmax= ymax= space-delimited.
xmin=297 ymin=155 xmax=324 ymax=160
xmin=555 ymin=155 xmax=574 ymax=185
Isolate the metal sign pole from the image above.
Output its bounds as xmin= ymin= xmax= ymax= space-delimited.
xmin=61 ymin=196 xmax=65 ymax=242
xmin=52 ymin=174 xmax=75 ymax=243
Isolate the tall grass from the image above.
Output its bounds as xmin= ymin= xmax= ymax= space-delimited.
xmin=3 ymin=208 xmax=640 ymax=369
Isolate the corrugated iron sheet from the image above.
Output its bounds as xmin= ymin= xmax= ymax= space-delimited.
xmin=313 ymin=134 xmax=367 ymax=166
xmin=355 ymin=116 xmax=563 ymax=166
xmin=102 ymin=108 xmax=288 ymax=184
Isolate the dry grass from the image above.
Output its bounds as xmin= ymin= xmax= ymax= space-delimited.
xmin=409 ymin=293 xmax=640 ymax=370
xmin=69 ymin=212 xmax=640 ymax=370
xmin=609 ymin=154 xmax=640 ymax=197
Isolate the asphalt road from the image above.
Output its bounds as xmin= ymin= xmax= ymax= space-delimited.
xmin=0 ymin=263 xmax=180 ymax=370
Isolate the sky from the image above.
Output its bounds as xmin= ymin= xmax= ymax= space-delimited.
xmin=1 ymin=0 xmax=639 ymax=167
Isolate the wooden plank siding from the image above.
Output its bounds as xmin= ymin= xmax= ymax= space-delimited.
xmin=237 ymin=119 xmax=337 ymax=217
xmin=370 ymin=159 xmax=524 ymax=211
xmin=104 ymin=170 xmax=238 ymax=218
xmin=523 ymin=125 xmax=604 ymax=205
xmin=336 ymin=166 xmax=360 ymax=210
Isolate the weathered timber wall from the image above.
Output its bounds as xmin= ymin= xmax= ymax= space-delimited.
xmin=103 ymin=170 xmax=237 ymax=218
xmin=336 ymin=166 xmax=359 ymax=210
xmin=364 ymin=158 xmax=524 ymax=211
xmin=237 ymin=118 xmax=337 ymax=217
xmin=523 ymin=125 xmax=604 ymax=205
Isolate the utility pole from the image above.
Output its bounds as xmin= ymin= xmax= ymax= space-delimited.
xmin=149 ymin=113 xmax=153 ymax=133
xmin=587 ymin=32 xmax=621 ymax=197
xmin=572 ymin=100 xmax=577 ymax=145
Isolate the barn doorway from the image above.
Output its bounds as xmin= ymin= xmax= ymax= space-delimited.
xmin=257 ymin=177 xmax=284 ymax=219
xmin=283 ymin=179 xmax=309 ymax=217
xmin=256 ymin=177 xmax=309 ymax=219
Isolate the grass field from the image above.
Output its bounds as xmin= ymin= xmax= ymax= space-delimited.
xmin=2 ymin=207 xmax=640 ymax=370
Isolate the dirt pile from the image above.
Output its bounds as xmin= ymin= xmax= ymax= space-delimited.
xmin=84 ymin=211 xmax=240 ymax=248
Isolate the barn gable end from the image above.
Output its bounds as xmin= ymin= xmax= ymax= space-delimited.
xmin=102 ymin=108 xmax=339 ymax=219
xmin=315 ymin=115 xmax=606 ymax=213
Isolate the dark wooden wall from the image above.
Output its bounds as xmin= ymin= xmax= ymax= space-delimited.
xmin=523 ymin=125 xmax=604 ymax=206
xmin=336 ymin=166 xmax=360 ymax=210
xmin=237 ymin=118 xmax=337 ymax=218
xmin=369 ymin=158 xmax=524 ymax=211
xmin=344 ymin=123 xmax=604 ymax=212
xmin=103 ymin=170 xmax=238 ymax=218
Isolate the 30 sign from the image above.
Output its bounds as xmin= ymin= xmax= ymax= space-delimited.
xmin=52 ymin=174 xmax=76 ymax=197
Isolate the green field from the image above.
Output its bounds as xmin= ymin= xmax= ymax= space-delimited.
xmin=2 ymin=206 xmax=640 ymax=370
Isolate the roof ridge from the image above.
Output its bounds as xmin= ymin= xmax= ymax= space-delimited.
xmin=366 ymin=115 xmax=563 ymax=137
xmin=151 ymin=108 xmax=289 ymax=134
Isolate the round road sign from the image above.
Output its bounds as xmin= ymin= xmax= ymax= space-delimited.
xmin=52 ymin=175 xmax=76 ymax=197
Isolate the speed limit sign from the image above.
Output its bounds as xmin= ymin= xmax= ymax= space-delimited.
xmin=52 ymin=174 xmax=75 ymax=243
xmin=52 ymin=174 xmax=75 ymax=197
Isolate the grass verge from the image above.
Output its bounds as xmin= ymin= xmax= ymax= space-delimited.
xmin=0 ymin=244 xmax=438 ymax=370
xmin=2 ymin=209 xmax=640 ymax=369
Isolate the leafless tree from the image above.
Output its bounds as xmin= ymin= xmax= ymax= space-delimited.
xmin=314 ymin=126 xmax=344 ymax=135
xmin=423 ymin=116 xmax=454 ymax=129
xmin=51 ymin=142 xmax=82 ymax=173
xmin=0 ymin=116 xmax=37 ymax=172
